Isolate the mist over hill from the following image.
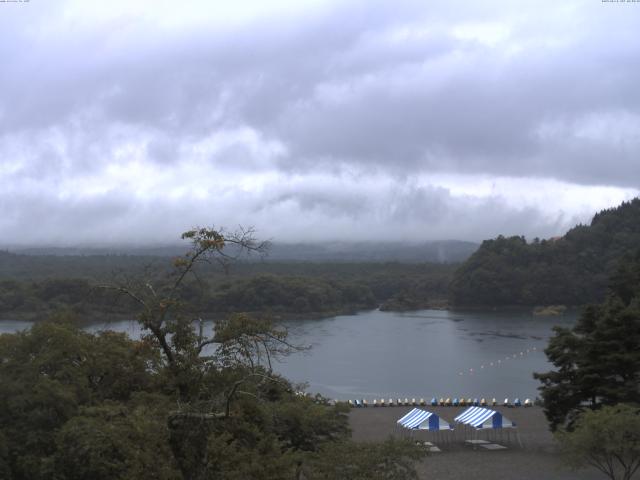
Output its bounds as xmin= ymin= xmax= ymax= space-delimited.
xmin=264 ymin=240 xmax=478 ymax=263
xmin=6 ymin=240 xmax=478 ymax=264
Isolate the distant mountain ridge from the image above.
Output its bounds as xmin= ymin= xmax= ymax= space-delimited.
xmin=6 ymin=240 xmax=478 ymax=264
xmin=265 ymin=240 xmax=477 ymax=263
xmin=450 ymin=198 xmax=640 ymax=307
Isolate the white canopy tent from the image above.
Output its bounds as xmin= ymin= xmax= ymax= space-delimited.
xmin=397 ymin=408 xmax=452 ymax=431
xmin=454 ymin=406 xmax=516 ymax=429
xmin=396 ymin=408 xmax=453 ymax=444
xmin=454 ymin=406 xmax=521 ymax=447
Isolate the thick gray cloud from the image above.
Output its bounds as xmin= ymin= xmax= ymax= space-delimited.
xmin=0 ymin=175 xmax=584 ymax=245
xmin=0 ymin=0 xmax=638 ymax=245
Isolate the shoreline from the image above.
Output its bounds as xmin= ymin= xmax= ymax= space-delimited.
xmin=0 ymin=303 xmax=583 ymax=325
xmin=0 ymin=306 xmax=374 ymax=326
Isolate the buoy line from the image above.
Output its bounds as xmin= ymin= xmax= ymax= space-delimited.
xmin=340 ymin=397 xmax=534 ymax=408
xmin=457 ymin=346 xmax=538 ymax=377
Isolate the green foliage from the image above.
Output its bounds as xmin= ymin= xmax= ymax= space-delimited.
xmin=54 ymin=402 xmax=181 ymax=480
xmin=303 ymin=437 xmax=427 ymax=480
xmin=0 ymin=229 xmax=429 ymax=479
xmin=556 ymin=404 xmax=640 ymax=480
xmin=451 ymin=198 xmax=640 ymax=306
xmin=0 ymin=316 xmax=394 ymax=480
xmin=266 ymin=397 xmax=351 ymax=451
xmin=203 ymin=430 xmax=297 ymax=480
xmin=0 ymin=278 xmax=138 ymax=321
xmin=534 ymin=252 xmax=640 ymax=430
xmin=0 ymin=264 xmax=457 ymax=321
xmin=208 ymin=274 xmax=377 ymax=316
xmin=1 ymin=238 xmax=458 ymax=322
xmin=0 ymin=320 xmax=166 ymax=480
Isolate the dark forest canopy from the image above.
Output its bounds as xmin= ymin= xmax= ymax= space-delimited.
xmin=450 ymin=198 xmax=640 ymax=307
xmin=0 ymin=255 xmax=455 ymax=322
xmin=0 ymin=240 xmax=466 ymax=320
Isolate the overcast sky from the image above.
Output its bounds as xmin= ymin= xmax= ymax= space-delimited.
xmin=1 ymin=0 xmax=639 ymax=246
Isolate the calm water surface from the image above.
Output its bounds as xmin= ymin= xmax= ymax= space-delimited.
xmin=0 ymin=309 xmax=576 ymax=400
xmin=277 ymin=309 xmax=576 ymax=400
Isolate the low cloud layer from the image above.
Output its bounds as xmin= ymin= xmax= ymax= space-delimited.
xmin=1 ymin=0 xmax=639 ymax=245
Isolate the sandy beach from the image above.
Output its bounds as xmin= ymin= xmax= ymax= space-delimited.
xmin=349 ymin=405 xmax=606 ymax=480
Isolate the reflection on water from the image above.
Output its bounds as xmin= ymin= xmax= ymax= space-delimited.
xmin=0 ymin=308 xmax=577 ymax=400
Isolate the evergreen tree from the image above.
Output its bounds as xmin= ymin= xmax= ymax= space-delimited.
xmin=534 ymin=252 xmax=640 ymax=430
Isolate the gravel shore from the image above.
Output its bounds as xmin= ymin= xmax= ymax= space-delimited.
xmin=349 ymin=405 xmax=606 ymax=480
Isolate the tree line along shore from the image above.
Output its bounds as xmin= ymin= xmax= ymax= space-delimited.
xmin=1 ymin=197 xmax=639 ymax=324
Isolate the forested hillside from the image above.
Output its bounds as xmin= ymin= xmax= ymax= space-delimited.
xmin=450 ymin=198 xmax=640 ymax=307
xmin=0 ymin=254 xmax=454 ymax=321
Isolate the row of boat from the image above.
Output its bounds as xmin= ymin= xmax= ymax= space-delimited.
xmin=345 ymin=397 xmax=533 ymax=408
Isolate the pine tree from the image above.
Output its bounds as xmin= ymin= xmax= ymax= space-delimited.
xmin=534 ymin=252 xmax=640 ymax=430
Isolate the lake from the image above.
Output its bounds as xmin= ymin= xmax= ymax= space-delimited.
xmin=0 ymin=308 xmax=576 ymax=401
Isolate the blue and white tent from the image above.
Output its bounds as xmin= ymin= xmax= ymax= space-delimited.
xmin=397 ymin=408 xmax=452 ymax=431
xmin=454 ymin=406 xmax=516 ymax=429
